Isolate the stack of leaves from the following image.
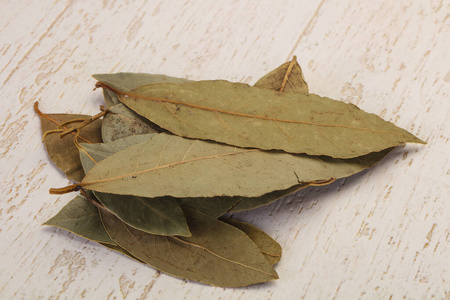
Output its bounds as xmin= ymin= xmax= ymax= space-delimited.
xmin=36 ymin=57 xmax=424 ymax=287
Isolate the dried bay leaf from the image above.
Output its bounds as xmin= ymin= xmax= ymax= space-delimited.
xmin=76 ymin=132 xmax=391 ymax=199
xmin=79 ymin=134 xmax=191 ymax=236
xmin=34 ymin=102 xmax=103 ymax=182
xmin=96 ymin=79 xmax=423 ymax=158
xmin=221 ymin=218 xmax=282 ymax=266
xmin=44 ymin=195 xmax=115 ymax=244
xmin=100 ymin=207 xmax=278 ymax=287
xmin=254 ymin=56 xmax=309 ymax=93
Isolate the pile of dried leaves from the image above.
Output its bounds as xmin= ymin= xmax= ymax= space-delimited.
xmin=36 ymin=57 xmax=424 ymax=287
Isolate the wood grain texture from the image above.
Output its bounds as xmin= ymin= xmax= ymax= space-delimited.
xmin=0 ymin=0 xmax=448 ymax=299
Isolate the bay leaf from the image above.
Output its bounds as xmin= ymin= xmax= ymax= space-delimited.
xmin=102 ymin=103 xmax=160 ymax=143
xmin=79 ymin=134 xmax=191 ymax=236
xmin=44 ymin=195 xmax=115 ymax=244
xmin=78 ymin=132 xmax=391 ymax=199
xmin=254 ymin=56 xmax=309 ymax=94
xmin=221 ymin=218 xmax=282 ymax=266
xmin=35 ymin=102 xmax=103 ymax=182
xmin=100 ymin=207 xmax=278 ymax=287
xmin=96 ymin=79 xmax=424 ymax=158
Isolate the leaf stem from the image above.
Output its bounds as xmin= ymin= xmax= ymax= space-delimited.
xmin=34 ymin=102 xmax=93 ymax=144
xmin=279 ymin=56 xmax=297 ymax=92
xmin=49 ymin=184 xmax=81 ymax=194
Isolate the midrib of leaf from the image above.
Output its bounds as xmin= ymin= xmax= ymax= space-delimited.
xmin=81 ymin=148 xmax=259 ymax=188
xmin=34 ymin=102 xmax=94 ymax=144
xmin=96 ymin=82 xmax=410 ymax=138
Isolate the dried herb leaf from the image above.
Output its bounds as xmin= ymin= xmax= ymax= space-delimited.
xmin=254 ymin=56 xmax=309 ymax=93
xmin=79 ymin=133 xmax=391 ymax=198
xmin=44 ymin=195 xmax=114 ymax=244
xmin=79 ymin=134 xmax=191 ymax=236
xmin=221 ymin=218 xmax=282 ymax=265
xmin=35 ymin=103 xmax=102 ymax=182
xmin=100 ymin=207 xmax=278 ymax=287
xmin=95 ymin=78 xmax=423 ymax=158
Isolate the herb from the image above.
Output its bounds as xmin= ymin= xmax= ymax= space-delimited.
xmin=36 ymin=57 xmax=424 ymax=287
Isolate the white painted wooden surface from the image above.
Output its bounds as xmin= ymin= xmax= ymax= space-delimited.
xmin=1 ymin=1 xmax=448 ymax=299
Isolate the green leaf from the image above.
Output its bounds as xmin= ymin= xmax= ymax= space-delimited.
xmin=102 ymin=104 xmax=160 ymax=143
xmin=35 ymin=103 xmax=103 ymax=182
xmin=254 ymin=56 xmax=309 ymax=94
xmin=80 ymin=132 xmax=391 ymax=198
xmin=221 ymin=218 xmax=282 ymax=265
xmin=96 ymin=78 xmax=423 ymax=158
xmin=44 ymin=195 xmax=114 ymax=244
xmin=100 ymin=207 xmax=278 ymax=287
